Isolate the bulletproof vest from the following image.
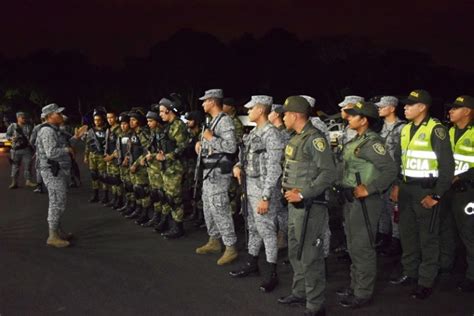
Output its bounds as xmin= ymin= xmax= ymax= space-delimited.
xmin=105 ymin=125 xmax=120 ymax=155
xmin=244 ymin=123 xmax=272 ymax=178
xmin=118 ymin=134 xmax=130 ymax=163
xmin=160 ymin=122 xmax=177 ymax=154
xmin=90 ymin=128 xmax=106 ymax=153
xmin=129 ymin=132 xmax=144 ymax=162
xmin=282 ymin=125 xmax=320 ymax=190
xmin=450 ymin=124 xmax=474 ymax=176
xmin=342 ymin=132 xmax=381 ymax=188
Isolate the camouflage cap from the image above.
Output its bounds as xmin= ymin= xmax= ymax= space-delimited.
xmin=271 ymin=104 xmax=284 ymax=114
xmin=146 ymin=110 xmax=160 ymax=121
xmin=41 ymin=103 xmax=65 ymax=117
xmin=199 ymin=89 xmax=224 ymax=100
xmin=344 ymin=101 xmax=379 ymax=119
xmin=375 ymin=96 xmax=399 ymax=107
xmin=400 ymin=89 xmax=432 ymax=106
xmin=300 ymin=95 xmax=316 ymax=107
xmin=338 ymin=95 xmax=365 ymax=108
xmin=283 ymin=96 xmax=311 ymax=114
xmin=446 ymin=95 xmax=474 ymax=109
xmin=244 ymin=95 xmax=273 ymax=108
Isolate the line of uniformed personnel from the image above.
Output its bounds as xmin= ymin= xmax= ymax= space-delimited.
xmin=13 ymin=88 xmax=473 ymax=316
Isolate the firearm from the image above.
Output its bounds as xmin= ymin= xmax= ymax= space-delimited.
xmin=47 ymin=159 xmax=61 ymax=177
xmin=190 ymin=117 xmax=210 ymax=220
xmin=239 ymin=143 xmax=249 ymax=247
xmin=355 ymin=172 xmax=375 ymax=248
xmin=429 ymin=173 xmax=439 ymax=233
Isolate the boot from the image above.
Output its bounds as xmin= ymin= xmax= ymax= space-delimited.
xmin=125 ymin=204 xmax=143 ymax=219
xmin=118 ymin=199 xmax=132 ymax=213
xmin=196 ymin=237 xmax=222 ymax=254
xmin=229 ymin=254 xmax=259 ymax=277
xmin=34 ymin=182 xmax=44 ymax=193
xmin=142 ymin=212 xmax=160 ymax=227
xmin=217 ymin=245 xmax=238 ymax=265
xmin=105 ymin=193 xmax=116 ymax=208
xmin=277 ymin=230 xmax=288 ymax=250
xmin=135 ymin=206 xmax=150 ymax=225
xmin=8 ymin=178 xmax=18 ymax=189
xmin=100 ymin=190 xmax=109 ymax=205
xmin=89 ymin=189 xmax=99 ymax=203
xmin=122 ymin=201 xmax=137 ymax=216
xmin=260 ymin=262 xmax=279 ymax=292
xmin=113 ymin=194 xmax=124 ymax=210
xmin=25 ymin=179 xmax=37 ymax=188
xmin=154 ymin=213 xmax=170 ymax=233
xmin=162 ymin=219 xmax=185 ymax=239
xmin=46 ymin=229 xmax=70 ymax=248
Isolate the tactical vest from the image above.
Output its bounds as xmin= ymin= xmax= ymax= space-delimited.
xmin=90 ymin=128 xmax=106 ymax=153
xmin=105 ymin=125 xmax=120 ymax=155
xmin=282 ymin=126 xmax=320 ymax=190
xmin=400 ymin=118 xmax=439 ymax=178
xmin=161 ymin=122 xmax=178 ymax=154
xmin=244 ymin=123 xmax=272 ymax=178
xmin=342 ymin=132 xmax=381 ymax=188
xmin=129 ymin=132 xmax=144 ymax=163
xmin=118 ymin=134 xmax=130 ymax=164
xmin=450 ymin=124 xmax=474 ymax=176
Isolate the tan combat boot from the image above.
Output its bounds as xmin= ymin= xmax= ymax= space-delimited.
xmin=196 ymin=237 xmax=222 ymax=254
xmin=8 ymin=178 xmax=18 ymax=189
xmin=217 ymin=245 xmax=238 ymax=265
xmin=25 ymin=180 xmax=38 ymax=188
xmin=46 ymin=229 xmax=70 ymax=248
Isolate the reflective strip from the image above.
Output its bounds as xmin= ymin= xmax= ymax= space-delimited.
xmin=406 ymin=150 xmax=437 ymax=159
xmin=402 ymin=170 xmax=439 ymax=178
xmin=454 ymin=153 xmax=474 ymax=163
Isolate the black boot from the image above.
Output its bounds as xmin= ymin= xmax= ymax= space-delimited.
xmin=260 ymin=262 xmax=278 ymax=292
xmin=118 ymin=199 xmax=131 ymax=213
xmin=106 ymin=193 xmax=116 ymax=208
xmin=125 ymin=204 xmax=143 ymax=219
xmin=142 ymin=212 xmax=160 ymax=227
xmin=162 ymin=219 xmax=185 ymax=239
xmin=101 ymin=190 xmax=110 ymax=205
xmin=113 ymin=194 xmax=124 ymax=210
xmin=154 ymin=214 xmax=169 ymax=233
xmin=135 ymin=206 xmax=150 ymax=225
xmin=229 ymin=254 xmax=259 ymax=278
xmin=89 ymin=189 xmax=99 ymax=203
xmin=122 ymin=201 xmax=137 ymax=216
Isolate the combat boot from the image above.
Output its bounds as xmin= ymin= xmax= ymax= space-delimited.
xmin=8 ymin=178 xmax=18 ymax=189
xmin=135 ymin=206 xmax=150 ymax=225
xmin=125 ymin=204 xmax=143 ymax=219
xmin=217 ymin=245 xmax=238 ymax=265
xmin=229 ymin=254 xmax=259 ymax=277
xmin=142 ymin=212 xmax=160 ymax=227
xmin=196 ymin=237 xmax=222 ymax=254
xmin=89 ymin=189 xmax=99 ymax=203
xmin=113 ymin=194 xmax=124 ymax=210
xmin=154 ymin=213 xmax=169 ymax=233
xmin=162 ymin=220 xmax=185 ymax=239
xmin=118 ymin=199 xmax=132 ymax=213
xmin=260 ymin=262 xmax=279 ymax=292
xmin=106 ymin=193 xmax=116 ymax=208
xmin=25 ymin=179 xmax=37 ymax=188
xmin=101 ymin=190 xmax=109 ymax=205
xmin=122 ymin=201 xmax=137 ymax=216
xmin=46 ymin=229 xmax=70 ymax=248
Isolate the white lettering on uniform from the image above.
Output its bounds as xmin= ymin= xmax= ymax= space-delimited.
xmin=407 ymin=158 xmax=429 ymax=170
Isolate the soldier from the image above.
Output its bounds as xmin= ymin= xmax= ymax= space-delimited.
xmin=116 ymin=113 xmax=135 ymax=215
xmin=230 ymin=95 xmax=283 ymax=292
xmin=84 ymin=109 xmax=108 ymax=203
xmin=153 ymin=98 xmax=190 ymax=239
xmin=124 ymin=110 xmax=151 ymax=223
xmin=31 ymin=116 xmax=47 ymax=193
xmin=195 ymin=89 xmax=238 ymax=265
xmin=103 ymin=111 xmax=123 ymax=208
xmin=390 ymin=90 xmax=454 ymax=300
xmin=6 ymin=112 xmax=36 ymax=189
xmin=376 ymin=96 xmax=406 ymax=256
xmin=439 ymin=95 xmax=474 ymax=292
xmin=336 ymin=101 xmax=397 ymax=308
xmin=277 ymin=96 xmax=336 ymax=316
xmin=35 ymin=104 xmax=87 ymax=247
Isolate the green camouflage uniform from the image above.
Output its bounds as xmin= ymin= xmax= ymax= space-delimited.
xmin=116 ymin=130 xmax=134 ymax=203
xmin=105 ymin=124 xmax=122 ymax=196
xmin=129 ymin=127 xmax=151 ymax=208
xmin=85 ymin=127 xmax=107 ymax=190
xmin=229 ymin=113 xmax=244 ymax=214
xmin=144 ymin=126 xmax=165 ymax=215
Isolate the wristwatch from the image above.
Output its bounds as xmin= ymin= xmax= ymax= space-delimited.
xmin=431 ymin=194 xmax=441 ymax=201
xmin=262 ymin=196 xmax=270 ymax=202
xmin=298 ymin=192 xmax=304 ymax=200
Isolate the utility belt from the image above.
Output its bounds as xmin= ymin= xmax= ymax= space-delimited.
xmin=401 ymin=175 xmax=437 ymax=189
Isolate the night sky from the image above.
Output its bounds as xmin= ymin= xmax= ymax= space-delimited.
xmin=1 ymin=0 xmax=473 ymax=71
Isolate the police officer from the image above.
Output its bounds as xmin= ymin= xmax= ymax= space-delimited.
xmin=230 ymin=95 xmax=283 ymax=292
xmin=277 ymin=96 xmax=336 ymax=316
xmin=84 ymin=109 xmax=108 ymax=203
xmin=390 ymin=90 xmax=454 ymax=300
xmin=339 ymin=96 xmax=365 ymax=147
xmin=35 ymin=104 xmax=87 ymax=247
xmin=336 ymin=101 xmax=397 ymax=308
xmin=195 ymin=89 xmax=239 ymax=265
xmin=155 ymin=98 xmax=189 ymax=239
xmin=376 ymin=96 xmax=406 ymax=255
xmin=6 ymin=112 xmax=36 ymax=189
xmin=439 ymin=95 xmax=474 ymax=292
xmin=103 ymin=111 xmax=122 ymax=208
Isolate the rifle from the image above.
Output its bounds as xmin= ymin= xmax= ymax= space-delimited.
xmin=239 ymin=143 xmax=249 ymax=248
xmin=190 ymin=117 xmax=210 ymax=220
xmin=355 ymin=172 xmax=375 ymax=248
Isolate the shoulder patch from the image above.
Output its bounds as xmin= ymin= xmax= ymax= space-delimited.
xmin=434 ymin=127 xmax=446 ymax=140
xmin=372 ymin=143 xmax=386 ymax=155
xmin=312 ymin=137 xmax=326 ymax=152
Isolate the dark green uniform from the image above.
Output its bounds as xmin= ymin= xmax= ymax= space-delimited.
xmin=342 ymin=130 xmax=397 ymax=298
xmin=282 ymin=121 xmax=336 ymax=312
xmin=396 ymin=116 xmax=454 ymax=288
